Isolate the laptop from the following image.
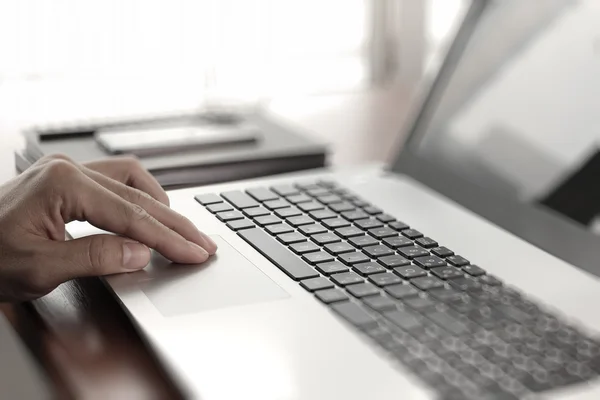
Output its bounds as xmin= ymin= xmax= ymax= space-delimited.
xmin=67 ymin=0 xmax=600 ymax=398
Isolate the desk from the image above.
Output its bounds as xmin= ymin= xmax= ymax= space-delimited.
xmin=0 ymin=80 xmax=414 ymax=399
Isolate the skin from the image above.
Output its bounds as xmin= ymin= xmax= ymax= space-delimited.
xmin=0 ymin=154 xmax=217 ymax=302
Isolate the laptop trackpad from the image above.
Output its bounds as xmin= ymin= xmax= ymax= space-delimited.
xmin=140 ymin=236 xmax=289 ymax=317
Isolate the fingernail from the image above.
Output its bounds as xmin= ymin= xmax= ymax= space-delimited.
xmin=122 ymin=242 xmax=150 ymax=270
xmin=189 ymin=241 xmax=210 ymax=262
xmin=199 ymin=232 xmax=218 ymax=254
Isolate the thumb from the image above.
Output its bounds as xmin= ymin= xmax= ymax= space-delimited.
xmin=56 ymin=234 xmax=151 ymax=280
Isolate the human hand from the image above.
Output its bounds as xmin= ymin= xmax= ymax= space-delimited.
xmin=0 ymin=155 xmax=217 ymax=302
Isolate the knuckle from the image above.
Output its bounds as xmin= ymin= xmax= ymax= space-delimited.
xmin=126 ymin=203 xmax=153 ymax=230
xmin=128 ymin=186 xmax=154 ymax=204
xmin=40 ymin=153 xmax=73 ymax=164
xmin=86 ymin=236 xmax=112 ymax=272
xmin=43 ymin=159 xmax=79 ymax=180
xmin=121 ymin=156 xmax=143 ymax=170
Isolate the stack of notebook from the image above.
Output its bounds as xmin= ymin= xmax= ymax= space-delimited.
xmin=18 ymin=110 xmax=328 ymax=189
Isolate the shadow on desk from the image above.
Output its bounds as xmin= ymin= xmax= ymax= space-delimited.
xmin=3 ymin=278 xmax=182 ymax=400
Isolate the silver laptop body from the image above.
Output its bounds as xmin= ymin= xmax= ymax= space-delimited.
xmin=68 ymin=1 xmax=600 ymax=398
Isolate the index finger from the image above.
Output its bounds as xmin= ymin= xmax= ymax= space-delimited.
xmin=71 ymin=177 xmax=209 ymax=264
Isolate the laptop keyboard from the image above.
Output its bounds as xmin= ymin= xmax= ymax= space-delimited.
xmin=195 ymin=180 xmax=600 ymax=399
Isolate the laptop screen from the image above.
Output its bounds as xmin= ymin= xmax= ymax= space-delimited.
xmin=411 ymin=0 xmax=598 ymax=200
xmin=393 ymin=0 xmax=600 ymax=273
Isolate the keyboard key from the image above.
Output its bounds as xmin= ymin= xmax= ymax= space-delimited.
xmin=309 ymin=209 xmax=337 ymax=220
xmin=415 ymin=237 xmax=438 ymax=249
xmin=378 ymin=255 xmax=410 ymax=268
xmin=207 ymin=203 xmax=233 ymax=213
xmin=306 ymin=187 xmax=331 ymax=197
xmin=363 ymin=295 xmax=397 ymax=311
xmin=351 ymin=199 xmax=370 ymax=207
xmin=431 ymin=246 xmax=454 ymax=258
xmin=449 ymin=277 xmax=482 ymax=291
xmin=290 ymin=241 xmax=320 ymax=254
xmin=271 ymin=184 xmax=300 ymax=196
xmin=264 ymin=199 xmax=291 ymax=210
xmin=295 ymin=182 xmax=321 ymax=191
xmin=286 ymin=194 xmax=312 ymax=204
xmin=355 ymin=218 xmax=384 ymax=230
xmin=382 ymin=236 xmax=413 ymax=248
xmin=363 ymin=244 xmax=394 ymax=258
xmin=275 ymin=207 xmax=302 ymax=218
xmin=385 ymin=283 xmax=420 ymax=299
xmin=331 ymin=302 xmax=378 ymax=329
xmin=226 ymin=219 xmax=255 ymax=230
xmin=300 ymin=277 xmax=334 ymax=292
xmin=428 ymin=287 xmax=463 ymax=302
xmin=329 ymin=202 xmax=356 ymax=213
xmin=347 ymin=282 xmax=380 ymax=298
xmin=302 ymin=251 xmax=334 ymax=265
xmin=393 ymin=265 xmax=427 ymax=279
xmin=246 ymin=188 xmax=279 ymax=202
xmin=376 ymin=214 xmax=396 ymax=223
xmin=384 ymin=309 xmax=424 ymax=331
xmin=494 ymin=304 xmax=533 ymax=323
xmin=315 ymin=262 xmax=348 ymax=275
xmin=353 ymin=262 xmax=387 ymax=276
xmin=318 ymin=194 xmax=343 ymax=204
xmin=430 ymin=266 xmax=464 ymax=280
xmin=299 ymin=224 xmax=327 ymax=236
xmin=411 ymin=276 xmax=444 ymax=291
xmin=341 ymin=210 xmax=369 ymax=221
xmin=425 ymin=310 xmax=470 ymax=335
xmin=317 ymin=179 xmax=337 ymax=188
xmin=479 ymin=275 xmax=503 ymax=286
xmin=402 ymin=296 xmax=437 ymax=311
xmin=315 ymin=288 xmax=348 ymax=304
xmin=363 ymin=206 xmax=382 ymax=215
xmin=369 ymin=273 xmax=403 ymax=287
xmin=311 ymin=233 xmax=341 ymax=245
xmin=216 ymin=211 xmax=244 ymax=222
xmin=277 ymin=232 xmax=306 ymax=245
xmin=414 ymin=255 xmax=446 ymax=269
xmin=266 ymin=224 xmax=294 ymax=235
xmin=298 ymin=202 xmax=325 ymax=212
xmin=322 ymin=218 xmax=351 ymax=229
xmin=447 ymin=255 xmax=470 ymax=267
xmin=389 ymin=221 xmax=410 ymax=231
xmin=338 ymin=252 xmax=370 ymax=265
xmin=324 ymin=242 xmax=354 ymax=255
xmin=194 ymin=193 xmax=222 ymax=205
xmin=402 ymin=229 xmax=424 ymax=239
xmin=221 ymin=191 xmax=260 ymax=209
xmin=368 ymin=227 xmax=398 ymax=239
xmin=348 ymin=235 xmax=379 ymax=248
xmin=330 ymin=272 xmax=364 ymax=286
xmin=243 ymin=207 xmax=270 ymax=218
xmin=335 ymin=226 xmax=364 ymax=238
xmin=254 ymin=215 xmax=281 ymax=226
xmin=287 ymin=215 xmax=314 ymax=226
xmin=238 ymin=228 xmax=318 ymax=280
xmin=463 ymin=264 xmax=486 ymax=277
xmin=398 ymin=246 xmax=429 ymax=259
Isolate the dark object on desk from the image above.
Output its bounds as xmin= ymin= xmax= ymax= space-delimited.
xmin=23 ymin=111 xmax=327 ymax=189
xmin=539 ymin=148 xmax=600 ymax=227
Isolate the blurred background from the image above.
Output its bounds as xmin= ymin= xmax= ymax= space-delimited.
xmin=0 ymin=0 xmax=466 ymax=124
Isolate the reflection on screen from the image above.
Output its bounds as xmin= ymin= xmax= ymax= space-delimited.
xmin=417 ymin=0 xmax=600 ymax=202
